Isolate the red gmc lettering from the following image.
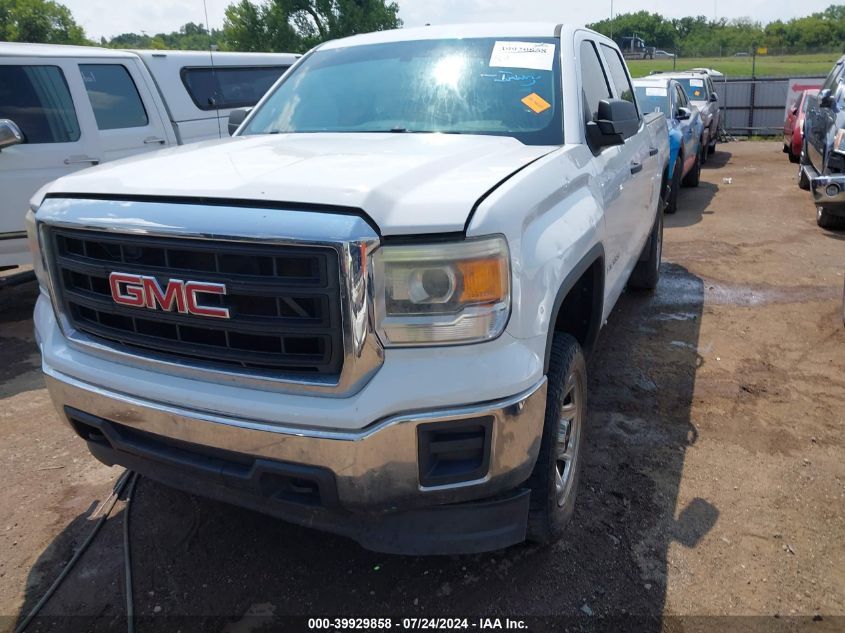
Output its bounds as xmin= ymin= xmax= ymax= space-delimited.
xmin=185 ymin=282 xmax=230 ymax=319
xmin=108 ymin=272 xmax=230 ymax=319
xmin=142 ymin=276 xmax=187 ymax=313
xmin=109 ymin=273 xmax=145 ymax=307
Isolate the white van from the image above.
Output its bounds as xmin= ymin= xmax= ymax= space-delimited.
xmin=0 ymin=43 xmax=298 ymax=269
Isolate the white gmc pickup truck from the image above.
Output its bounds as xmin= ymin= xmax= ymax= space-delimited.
xmin=28 ymin=24 xmax=668 ymax=554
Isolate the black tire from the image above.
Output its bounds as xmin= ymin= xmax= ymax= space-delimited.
xmin=788 ymin=149 xmax=800 ymax=164
xmin=526 ymin=333 xmax=587 ymax=545
xmin=629 ymin=207 xmax=663 ymax=291
xmin=798 ymin=165 xmax=811 ymax=190
xmin=682 ymin=149 xmax=701 ymax=187
xmin=708 ymin=126 xmax=717 ymax=155
xmin=708 ymin=141 xmax=716 ymax=155
xmin=817 ymin=205 xmax=845 ymax=230
xmin=666 ymin=156 xmax=682 ymax=214
xmin=798 ymin=141 xmax=811 ymax=190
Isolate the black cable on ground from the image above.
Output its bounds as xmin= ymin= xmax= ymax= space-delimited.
xmin=123 ymin=473 xmax=138 ymax=633
xmin=13 ymin=469 xmax=134 ymax=633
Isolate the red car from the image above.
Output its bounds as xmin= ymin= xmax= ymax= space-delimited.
xmin=784 ymin=89 xmax=818 ymax=163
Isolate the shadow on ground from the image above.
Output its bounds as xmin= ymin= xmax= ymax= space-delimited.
xmin=12 ymin=265 xmax=712 ymax=632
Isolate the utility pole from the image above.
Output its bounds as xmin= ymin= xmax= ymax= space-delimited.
xmin=610 ymin=0 xmax=614 ymax=39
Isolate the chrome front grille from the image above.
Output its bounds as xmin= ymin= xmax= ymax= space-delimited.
xmin=37 ymin=197 xmax=383 ymax=395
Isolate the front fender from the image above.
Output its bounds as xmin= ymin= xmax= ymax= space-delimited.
xmin=466 ymin=145 xmax=606 ymax=351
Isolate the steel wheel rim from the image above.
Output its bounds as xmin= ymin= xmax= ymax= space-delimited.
xmin=555 ymin=370 xmax=583 ymax=507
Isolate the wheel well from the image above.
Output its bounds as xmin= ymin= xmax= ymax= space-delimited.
xmin=550 ymin=258 xmax=604 ymax=360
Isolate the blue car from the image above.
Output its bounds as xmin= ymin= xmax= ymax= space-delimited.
xmin=633 ymin=77 xmax=704 ymax=213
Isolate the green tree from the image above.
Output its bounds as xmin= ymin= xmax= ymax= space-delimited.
xmin=0 ymin=0 xmax=88 ymax=44
xmin=223 ymin=0 xmax=402 ymax=53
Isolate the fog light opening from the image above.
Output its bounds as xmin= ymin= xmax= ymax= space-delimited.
xmin=825 ymin=183 xmax=840 ymax=197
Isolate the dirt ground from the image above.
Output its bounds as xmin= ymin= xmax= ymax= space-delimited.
xmin=0 ymin=141 xmax=843 ymax=632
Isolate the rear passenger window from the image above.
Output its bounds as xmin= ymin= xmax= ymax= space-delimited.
xmin=600 ymin=44 xmax=638 ymax=114
xmin=579 ymin=41 xmax=612 ymax=125
xmin=80 ymin=64 xmax=149 ymax=130
xmin=181 ymin=66 xmax=288 ymax=111
xmin=0 ymin=65 xmax=80 ymax=143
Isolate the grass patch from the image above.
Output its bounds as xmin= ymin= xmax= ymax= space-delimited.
xmin=627 ymin=52 xmax=839 ymax=78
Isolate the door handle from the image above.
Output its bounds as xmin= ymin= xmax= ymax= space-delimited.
xmin=649 ymin=147 xmax=659 ymax=156
xmin=64 ymin=155 xmax=99 ymax=165
xmin=630 ymin=161 xmax=643 ymax=174
xmin=143 ymin=136 xmax=166 ymax=145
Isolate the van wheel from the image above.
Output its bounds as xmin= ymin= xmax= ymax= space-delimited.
xmin=526 ymin=333 xmax=586 ymax=545
xmin=666 ymin=157 xmax=682 ymax=214
xmin=682 ymin=149 xmax=701 ymax=187
xmin=817 ymin=205 xmax=845 ymax=230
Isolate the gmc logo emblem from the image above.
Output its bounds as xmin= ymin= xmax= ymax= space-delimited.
xmin=109 ymin=272 xmax=230 ymax=319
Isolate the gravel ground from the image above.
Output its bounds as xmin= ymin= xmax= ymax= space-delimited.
xmin=0 ymin=141 xmax=843 ymax=633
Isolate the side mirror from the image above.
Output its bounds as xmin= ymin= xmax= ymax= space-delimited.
xmin=709 ymin=92 xmax=719 ymax=103
xmin=676 ymin=107 xmax=692 ymax=120
xmin=819 ymin=88 xmax=834 ymax=108
xmin=586 ymin=98 xmax=639 ymax=151
xmin=227 ymin=107 xmax=251 ymax=136
xmin=0 ymin=119 xmax=23 ymax=151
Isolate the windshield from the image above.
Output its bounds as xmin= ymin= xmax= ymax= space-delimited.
xmin=242 ymin=37 xmax=563 ymax=145
xmin=634 ymin=86 xmax=670 ymax=115
xmin=675 ymin=78 xmax=708 ymax=102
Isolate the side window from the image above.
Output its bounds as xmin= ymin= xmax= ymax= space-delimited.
xmin=579 ymin=40 xmax=612 ymax=126
xmin=675 ymin=85 xmax=688 ymax=109
xmin=80 ymin=64 xmax=148 ymax=130
xmin=600 ymin=44 xmax=638 ymax=115
xmin=822 ymin=63 xmax=842 ymax=92
xmin=0 ymin=65 xmax=80 ymax=144
xmin=181 ymin=66 xmax=288 ymax=111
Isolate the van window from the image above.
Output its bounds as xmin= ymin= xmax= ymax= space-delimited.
xmin=0 ymin=65 xmax=80 ymax=143
xmin=600 ymin=44 xmax=638 ymax=113
xmin=80 ymin=64 xmax=149 ymax=130
xmin=579 ymin=41 xmax=612 ymax=126
xmin=181 ymin=66 xmax=288 ymax=111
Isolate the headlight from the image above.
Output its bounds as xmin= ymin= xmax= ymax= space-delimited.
xmin=372 ymin=236 xmax=511 ymax=346
xmin=24 ymin=209 xmax=49 ymax=289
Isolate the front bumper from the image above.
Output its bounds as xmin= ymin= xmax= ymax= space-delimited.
xmin=44 ymin=366 xmax=546 ymax=554
xmin=811 ymin=172 xmax=845 ymax=207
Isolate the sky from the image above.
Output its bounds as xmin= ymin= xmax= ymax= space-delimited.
xmin=60 ymin=0 xmax=838 ymax=41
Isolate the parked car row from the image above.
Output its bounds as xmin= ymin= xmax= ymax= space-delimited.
xmin=634 ymin=69 xmax=723 ymax=214
xmin=797 ymin=53 xmax=845 ymax=230
xmin=0 ymin=42 xmax=299 ymax=269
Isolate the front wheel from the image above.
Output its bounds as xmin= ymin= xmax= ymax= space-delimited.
xmin=798 ymin=165 xmax=811 ymax=191
xmin=682 ymin=148 xmax=701 ymax=187
xmin=526 ymin=333 xmax=587 ymax=544
xmin=817 ymin=205 xmax=845 ymax=230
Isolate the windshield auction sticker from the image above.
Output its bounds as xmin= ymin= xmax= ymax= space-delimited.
xmin=490 ymin=41 xmax=555 ymax=71
xmin=521 ymin=92 xmax=552 ymax=114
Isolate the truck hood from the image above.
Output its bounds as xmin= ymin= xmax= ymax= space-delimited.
xmin=44 ymin=133 xmax=555 ymax=235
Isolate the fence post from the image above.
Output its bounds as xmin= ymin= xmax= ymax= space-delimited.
xmin=748 ymin=80 xmax=756 ymax=132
